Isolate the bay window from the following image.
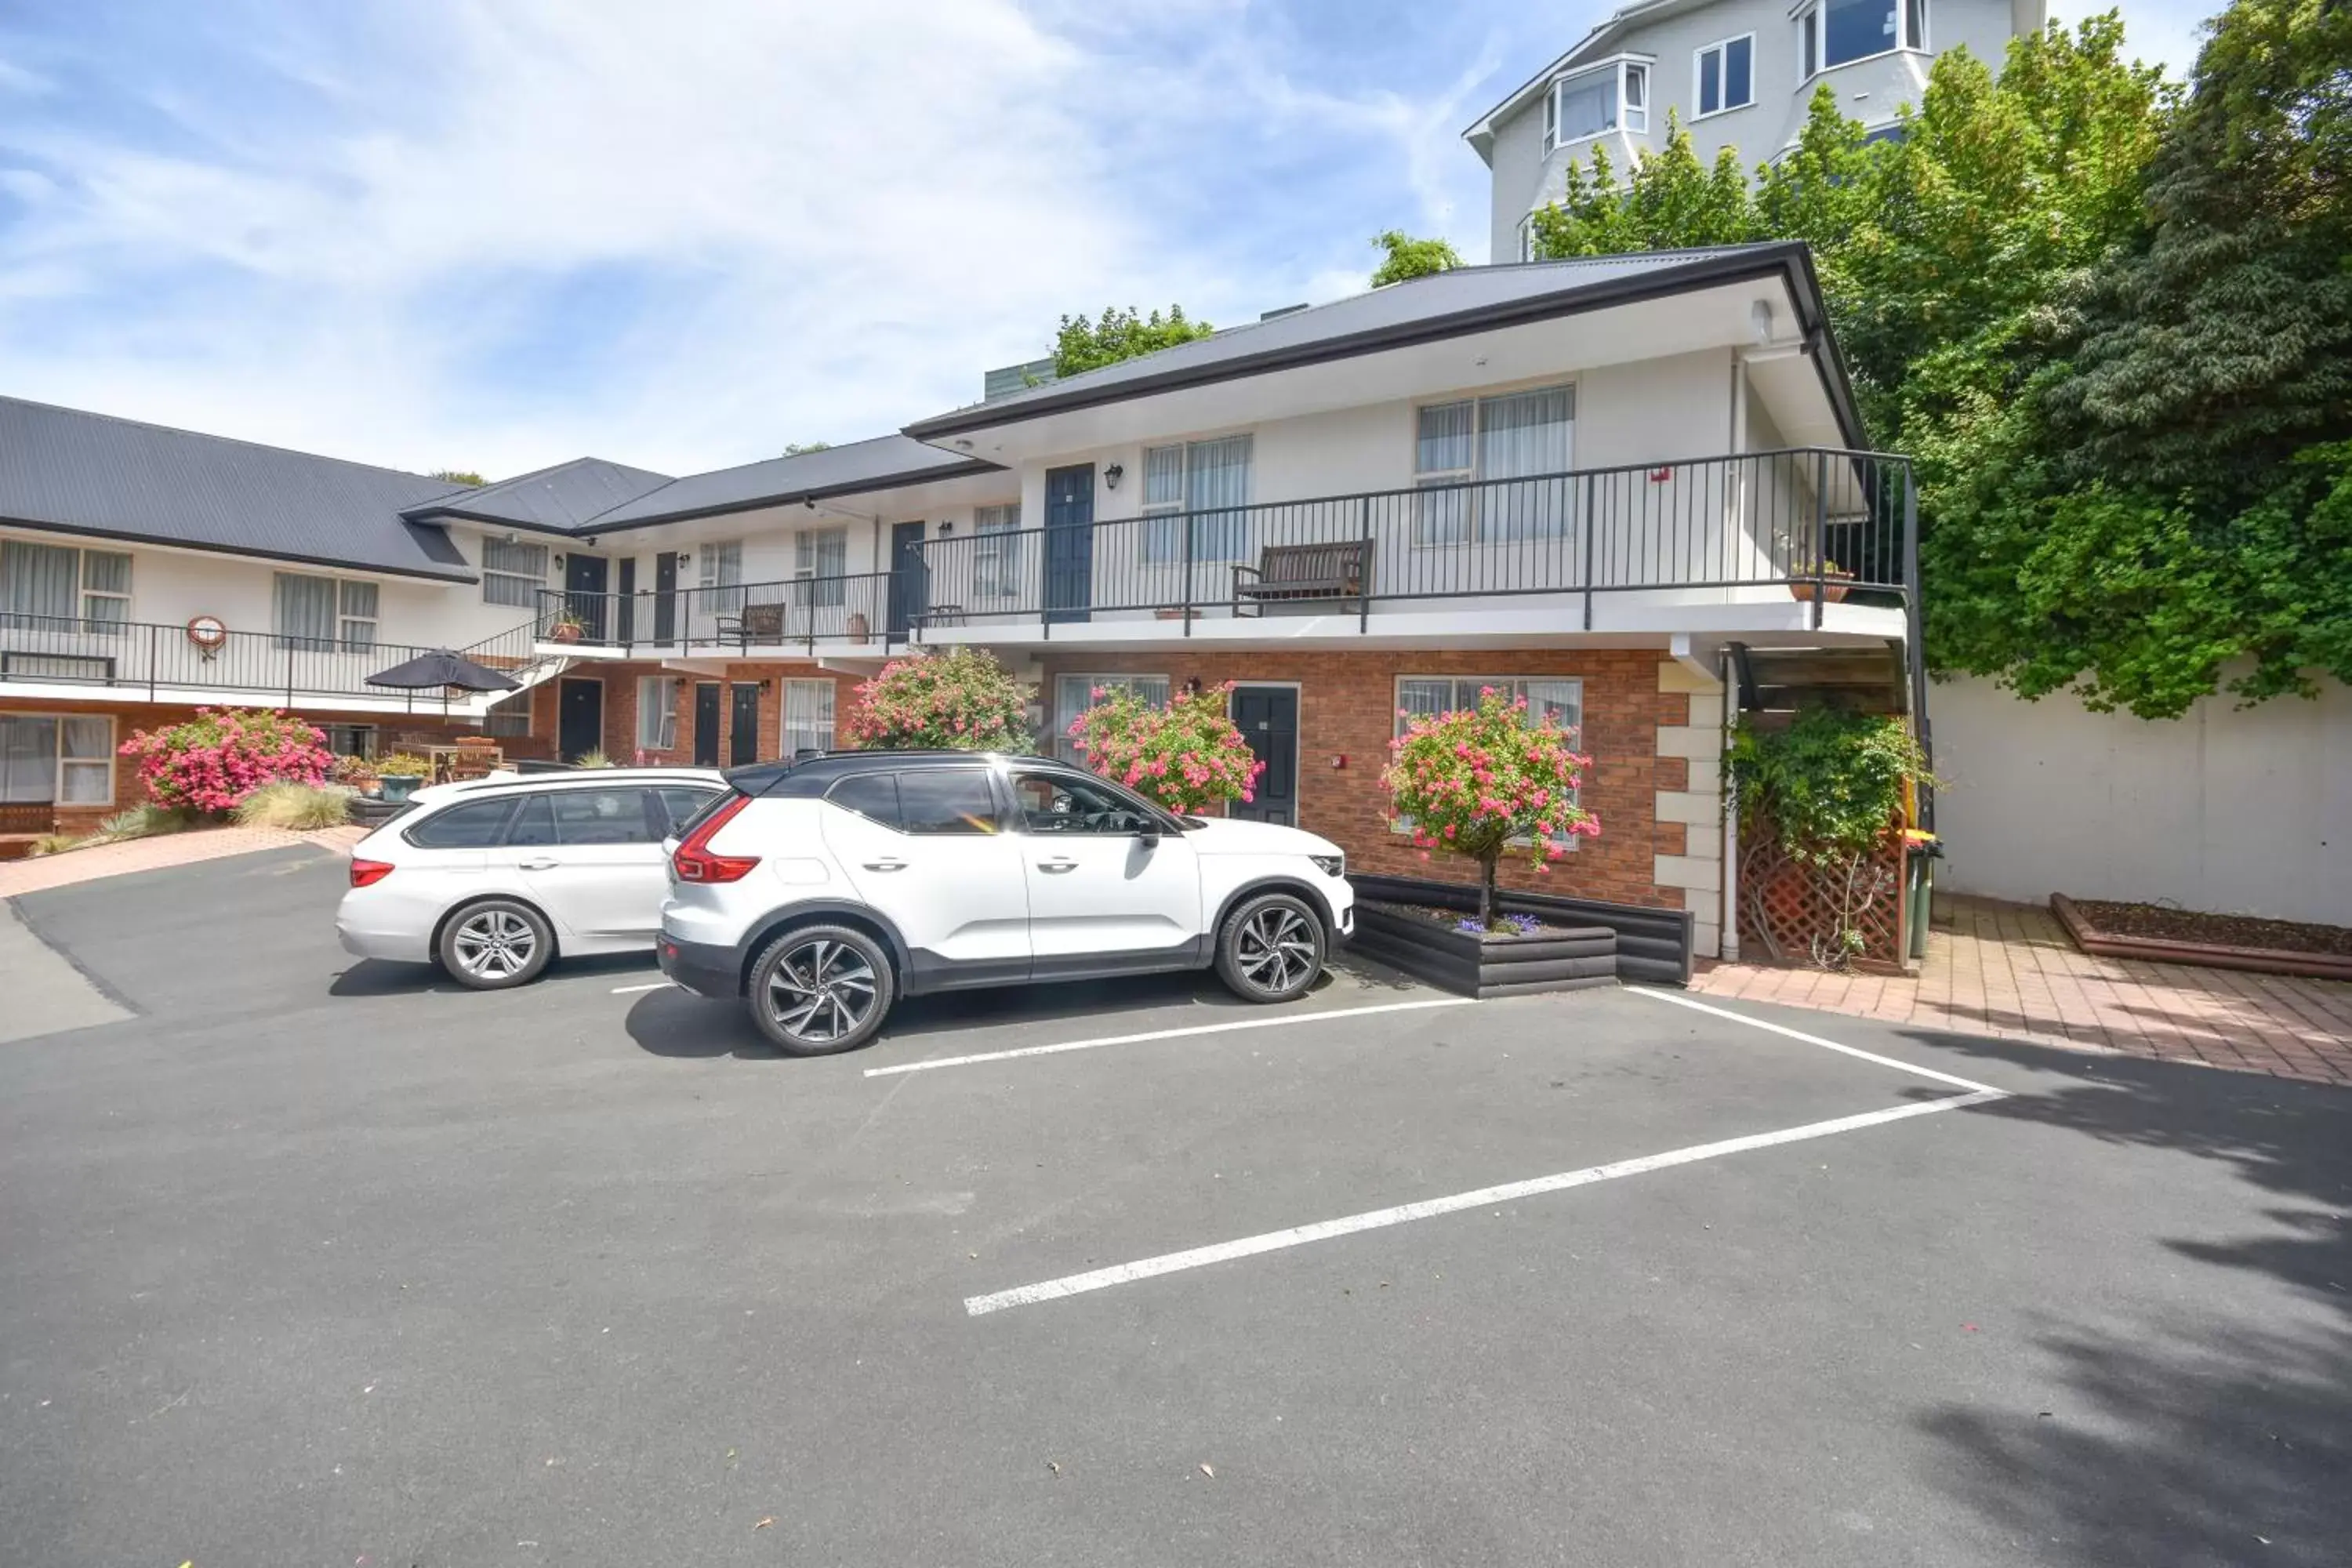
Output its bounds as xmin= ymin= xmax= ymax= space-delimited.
xmin=481 ymin=537 xmax=549 ymax=608
xmin=1142 ymin=435 xmax=1253 ymax=565
xmin=974 ymin=503 xmax=1023 ymax=598
xmin=1798 ymin=0 xmax=1922 ymax=78
xmin=1694 ymin=34 xmax=1755 ymax=117
xmin=1413 ymin=384 xmax=1576 ymax=544
xmin=1542 ymin=58 xmax=1648 ymax=152
xmin=1 ymin=539 xmax=132 ymax=632
xmin=782 ymin=678 xmax=836 ymax=760
xmin=1054 ymin=673 xmax=1169 ymax=762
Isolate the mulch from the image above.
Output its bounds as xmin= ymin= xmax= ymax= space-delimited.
xmin=2067 ymin=899 xmax=2352 ymax=959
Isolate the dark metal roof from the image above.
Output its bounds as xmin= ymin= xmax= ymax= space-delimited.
xmin=0 ymin=395 xmax=475 ymax=580
xmin=401 ymin=456 xmax=673 ymax=534
xmin=581 ymin=435 xmax=1004 ymax=532
xmin=903 ymin=244 xmax=1865 ymax=448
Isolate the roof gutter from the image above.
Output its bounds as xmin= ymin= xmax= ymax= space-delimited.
xmin=563 ymin=457 xmax=1007 ymax=535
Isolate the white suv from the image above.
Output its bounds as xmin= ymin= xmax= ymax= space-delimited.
xmin=339 ymin=768 xmax=728 ymax=988
xmin=658 ymin=751 xmax=1356 ymax=1054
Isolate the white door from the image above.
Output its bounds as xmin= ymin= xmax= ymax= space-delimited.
xmin=509 ymin=786 xmax=672 ymax=947
xmin=818 ymin=768 xmax=1030 ymax=971
xmin=1005 ymin=767 xmax=1202 ymax=960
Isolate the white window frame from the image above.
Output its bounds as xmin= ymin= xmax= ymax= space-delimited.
xmin=781 ymin=678 xmax=836 ymax=760
xmin=480 ymin=537 xmax=549 ymax=608
xmin=1516 ymin=212 xmax=1539 ymax=263
xmin=1391 ymin=676 xmax=1584 ymax=848
xmin=0 ymin=712 xmax=115 ymax=808
xmin=1693 ymin=32 xmax=1756 ymax=119
xmin=1054 ymin=673 xmax=1170 ymax=763
xmin=1140 ymin=435 xmax=1254 ymax=566
xmin=272 ymin=571 xmax=377 ymax=652
xmin=1542 ymin=56 xmax=1652 ymax=152
xmin=1 ymin=539 xmax=132 ymax=634
xmin=794 ymin=528 xmax=848 ymax=609
xmin=636 ymin=675 xmax=678 ymax=752
xmin=1795 ymin=0 xmax=1922 ymax=80
xmin=973 ymin=503 xmax=1023 ymax=599
xmin=483 ymin=691 xmax=532 ymax=737
xmin=699 ymin=539 xmax=746 ymax=615
xmin=1410 ymin=382 xmax=1577 ymax=546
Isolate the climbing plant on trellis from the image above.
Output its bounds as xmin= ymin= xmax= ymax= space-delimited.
xmin=1737 ymin=822 xmax=1907 ymax=968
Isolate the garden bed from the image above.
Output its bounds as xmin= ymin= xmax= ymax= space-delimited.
xmin=2050 ymin=893 xmax=2352 ymax=981
xmin=1348 ymin=899 xmax=1617 ymax=999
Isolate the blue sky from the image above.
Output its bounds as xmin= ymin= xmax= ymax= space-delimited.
xmin=0 ymin=1 xmax=2212 ymax=479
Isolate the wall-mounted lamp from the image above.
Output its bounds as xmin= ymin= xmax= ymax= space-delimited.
xmin=1105 ymin=463 xmax=1124 ymax=491
xmin=677 ymin=552 xmax=691 ymax=567
xmin=938 ymin=521 xmax=954 ymax=535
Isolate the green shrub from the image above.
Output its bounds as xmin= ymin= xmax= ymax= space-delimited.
xmin=233 ymin=782 xmax=352 ymax=830
xmin=575 ymin=749 xmax=618 ymax=769
xmin=96 ymin=804 xmax=194 ymax=840
xmin=374 ymin=753 xmax=434 ymax=779
xmin=27 ymin=833 xmax=85 ymax=857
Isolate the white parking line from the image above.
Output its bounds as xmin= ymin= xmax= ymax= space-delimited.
xmin=965 ymin=1087 xmax=2005 ymax=1316
xmin=1625 ymin=986 xmax=2002 ymax=1094
xmin=611 ymin=980 xmax=676 ymax=995
xmin=865 ymin=996 xmax=1475 ymax=1078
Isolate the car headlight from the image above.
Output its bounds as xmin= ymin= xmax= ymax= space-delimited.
xmin=1309 ymin=853 xmax=1344 ymax=877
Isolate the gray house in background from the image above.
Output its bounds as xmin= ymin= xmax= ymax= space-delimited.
xmin=1464 ymin=0 xmax=2045 ymax=262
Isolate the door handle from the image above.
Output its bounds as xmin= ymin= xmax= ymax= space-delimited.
xmin=518 ymin=857 xmax=561 ymax=870
xmin=1036 ymin=858 xmax=1079 ymax=873
xmin=862 ymin=858 xmax=909 ymax=872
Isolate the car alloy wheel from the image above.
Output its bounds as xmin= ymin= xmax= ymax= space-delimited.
xmin=748 ymin=924 xmax=896 ymax=1055
xmin=438 ymin=898 xmax=554 ymax=989
xmin=1214 ymin=891 xmax=1327 ymax=1004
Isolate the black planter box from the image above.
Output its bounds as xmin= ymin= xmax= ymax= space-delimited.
xmin=1348 ymin=873 xmax=1697 ymax=989
xmin=1347 ymin=902 xmax=1617 ymax=999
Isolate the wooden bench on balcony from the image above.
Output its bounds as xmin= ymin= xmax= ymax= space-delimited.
xmin=1232 ymin=541 xmax=1372 ymax=615
xmin=713 ymin=602 xmax=787 ymax=648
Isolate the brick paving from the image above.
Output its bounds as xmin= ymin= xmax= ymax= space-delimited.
xmin=1694 ymin=895 xmax=2352 ymax=1088
xmin=0 ymin=823 xmax=366 ymax=898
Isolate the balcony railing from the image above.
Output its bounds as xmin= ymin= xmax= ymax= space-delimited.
xmin=536 ymin=572 xmax=899 ymax=654
xmin=0 ymin=612 xmax=548 ymax=708
xmin=914 ymin=448 xmax=1915 ymax=636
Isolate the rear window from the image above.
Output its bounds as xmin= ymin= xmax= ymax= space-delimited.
xmin=671 ymin=788 xmax=746 ymax=842
xmin=403 ymin=797 xmax=514 ymax=848
xmin=826 ymin=772 xmax=903 ymax=830
xmin=655 ymin=786 xmax=720 ymax=836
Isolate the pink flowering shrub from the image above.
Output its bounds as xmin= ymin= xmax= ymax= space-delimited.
xmin=118 ymin=707 xmax=335 ymax=815
xmin=1382 ymin=686 xmax=1599 ymax=925
xmin=839 ymin=647 xmax=1031 ymax=752
xmin=1067 ymin=682 xmax=1264 ymax=813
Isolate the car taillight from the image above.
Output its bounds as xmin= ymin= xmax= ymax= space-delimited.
xmin=673 ymin=792 xmax=760 ymax=884
xmin=350 ymin=858 xmax=395 ymax=888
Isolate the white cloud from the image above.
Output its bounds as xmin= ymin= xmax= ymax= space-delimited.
xmin=0 ymin=0 xmax=1479 ymax=478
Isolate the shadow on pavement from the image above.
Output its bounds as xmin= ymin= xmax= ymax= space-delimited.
xmin=328 ymin=951 xmax=662 ymax=999
xmin=1896 ymin=1027 xmax=2352 ymax=1567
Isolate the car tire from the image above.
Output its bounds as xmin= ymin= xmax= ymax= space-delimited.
xmin=748 ymin=924 xmax=897 ymax=1056
xmin=1214 ymin=891 xmax=1327 ymax=1004
xmin=437 ymin=898 xmax=556 ymax=990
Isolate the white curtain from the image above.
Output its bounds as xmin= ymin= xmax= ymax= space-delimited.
xmin=1185 ymin=435 xmax=1253 ymax=564
xmin=1414 ymin=402 xmax=1475 ymax=545
xmin=1142 ymin=445 xmax=1188 ymax=563
xmin=782 ymin=680 xmax=835 ymax=759
xmin=975 ymin=503 xmax=1022 ymax=597
xmin=701 ymin=540 xmax=746 ymax=613
xmin=59 ymin=717 xmax=111 ymax=804
xmin=1479 ymin=386 xmax=1574 ymax=540
xmin=0 ymin=717 xmax=57 ymax=802
xmin=274 ymin=572 xmax=337 ymax=648
xmin=2 ymin=540 xmax=77 ymax=628
xmin=795 ymin=530 xmax=845 ymax=608
xmin=1555 ymin=71 xmax=1617 ymax=140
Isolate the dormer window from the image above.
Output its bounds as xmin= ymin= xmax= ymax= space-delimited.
xmin=1541 ymin=57 xmax=1650 ymax=152
xmin=1796 ymin=0 xmax=1926 ymax=80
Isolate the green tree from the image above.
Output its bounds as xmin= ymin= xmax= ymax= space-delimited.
xmin=1369 ymin=229 xmax=1464 ymax=286
xmin=431 ymin=469 xmax=486 ymax=487
xmin=781 ymin=441 xmax=831 ymax=456
xmin=1052 ymin=306 xmax=1214 ymax=377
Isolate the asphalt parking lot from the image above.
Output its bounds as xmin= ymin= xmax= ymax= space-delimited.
xmin=2 ymin=844 xmax=2348 ymax=1567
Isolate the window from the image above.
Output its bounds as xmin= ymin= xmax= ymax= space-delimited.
xmin=637 ymin=675 xmax=678 ymax=751
xmin=1695 ymin=34 xmax=1754 ymax=117
xmin=1516 ymin=213 xmax=1539 ymax=263
xmin=1007 ymin=769 xmax=1160 ymax=835
xmin=1 ymin=715 xmax=114 ymax=805
xmin=403 ymin=797 xmax=515 ymax=848
xmin=699 ymin=540 xmax=745 ymax=614
xmin=1142 ymin=435 xmax=1253 ymax=565
xmin=481 ymin=538 xmax=549 ymax=608
xmin=794 ymin=528 xmax=847 ymax=608
xmin=274 ymin=572 xmax=376 ymax=651
xmin=1798 ymin=0 xmax=1915 ymax=76
xmin=974 ymin=503 xmax=1023 ymax=597
xmin=1544 ymin=59 xmax=1647 ymax=150
xmin=1054 ymin=673 xmax=1170 ymax=762
xmin=1394 ymin=676 xmax=1584 ymax=844
xmin=484 ymin=691 xmax=532 ymax=737
xmin=782 ymin=678 xmax=835 ymax=760
xmin=58 ymin=715 xmax=111 ymax=803
xmin=896 ymin=769 xmax=1001 ymax=836
xmin=827 ymin=772 xmax=903 ymax=830
xmin=2 ymin=540 xmax=131 ymax=632
xmin=510 ymin=787 xmax=662 ymax=847
xmin=324 ymin=724 xmax=379 ymax=758
xmin=1413 ymin=384 xmax=1576 ymax=544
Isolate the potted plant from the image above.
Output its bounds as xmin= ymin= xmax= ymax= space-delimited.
xmin=845 ymin=611 xmax=871 ymax=641
xmin=548 ymin=610 xmax=586 ymax=644
xmin=1790 ymin=558 xmax=1855 ymax=603
xmin=374 ymin=751 xmax=434 ymax=802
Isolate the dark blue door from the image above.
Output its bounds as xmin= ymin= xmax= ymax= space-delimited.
xmin=1044 ymin=464 xmax=1094 ymax=624
xmin=887 ymin=521 xmax=929 ymax=639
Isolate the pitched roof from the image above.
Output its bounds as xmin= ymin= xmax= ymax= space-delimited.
xmin=904 ymin=244 xmax=1861 ymax=445
xmin=580 ymin=434 xmax=1001 ymax=531
xmin=0 ymin=395 xmax=475 ymax=580
xmin=401 ymin=456 xmax=673 ymax=534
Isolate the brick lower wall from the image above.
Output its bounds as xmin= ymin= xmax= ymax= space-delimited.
xmin=552 ymin=661 xmax=868 ymax=769
xmin=1038 ymin=648 xmax=1692 ymax=909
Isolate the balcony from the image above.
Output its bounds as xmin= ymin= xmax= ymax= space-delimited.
xmin=536 ymin=571 xmax=901 ymax=658
xmin=0 ymin=614 xmax=552 ymax=714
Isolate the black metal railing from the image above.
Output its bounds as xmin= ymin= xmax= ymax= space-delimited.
xmin=0 ymin=612 xmax=554 ymax=709
xmin=916 ymin=448 xmax=1915 ymax=636
xmin=535 ymin=572 xmax=898 ymax=653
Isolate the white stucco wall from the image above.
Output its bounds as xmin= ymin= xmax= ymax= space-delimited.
xmin=1930 ymin=673 xmax=2352 ymax=925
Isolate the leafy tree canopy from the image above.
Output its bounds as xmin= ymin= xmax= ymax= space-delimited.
xmin=430 ymin=469 xmax=486 ymax=486
xmin=1052 ymin=306 xmax=1214 ymax=378
xmin=782 ymin=442 xmax=831 ymax=456
xmin=1370 ymin=229 xmax=1464 ymax=287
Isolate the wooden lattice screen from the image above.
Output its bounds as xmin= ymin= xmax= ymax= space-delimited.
xmin=1737 ymin=822 xmax=1908 ymax=970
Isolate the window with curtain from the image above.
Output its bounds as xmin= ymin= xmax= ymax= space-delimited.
xmin=974 ymin=503 xmax=1022 ymax=598
xmin=2 ymin=539 xmax=126 ymax=631
xmin=1695 ymin=35 xmax=1754 ymax=116
xmin=699 ymin=540 xmax=746 ymax=614
xmin=0 ymin=715 xmax=114 ymax=806
xmin=60 ymin=715 xmax=112 ymax=803
xmin=1141 ymin=435 xmax=1253 ymax=564
xmin=484 ymin=692 xmax=532 ymax=736
xmin=1 ymin=717 xmax=60 ymax=803
xmin=782 ymin=679 xmax=836 ymax=760
xmin=1413 ymin=385 xmax=1575 ymax=543
xmin=1552 ymin=67 xmax=1617 ymax=143
xmin=1394 ymin=676 xmax=1584 ymax=844
xmin=338 ymin=580 xmax=378 ymax=650
xmin=481 ymin=538 xmax=549 ymax=607
xmin=1054 ymin=673 xmax=1170 ymax=761
xmin=636 ymin=676 xmax=678 ymax=751
xmin=1801 ymin=0 xmax=1905 ymax=73
xmin=795 ymin=528 xmax=847 ymax=608
xmin=273 ymin=572 xmax=337 ymax=650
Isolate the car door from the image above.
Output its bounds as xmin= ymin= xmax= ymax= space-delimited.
xmin=818 ymin=768 xmax=1030 ymax=985
xmin=1006 ymin=766 xmax=1202 ymax=968
xmin=510 ymin=786 xmax=672 ymax=948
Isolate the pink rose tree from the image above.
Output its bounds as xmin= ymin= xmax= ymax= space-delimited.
xmin=1381 ymin=687 xmax=1599 ymax=927
xmin=118 ymin=706 xmax=334 ymax=815
xmin=838 ymin=646 xmax=1032 ymax=752
xmin=1067 ymin=682 xmax=1264 ymax=815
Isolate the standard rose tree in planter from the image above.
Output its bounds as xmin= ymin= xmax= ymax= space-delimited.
xmin=1065 ymin=681 xmax=1263 ymax=814
xmin=840 ymin=647 xmax=1031 ymax=752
